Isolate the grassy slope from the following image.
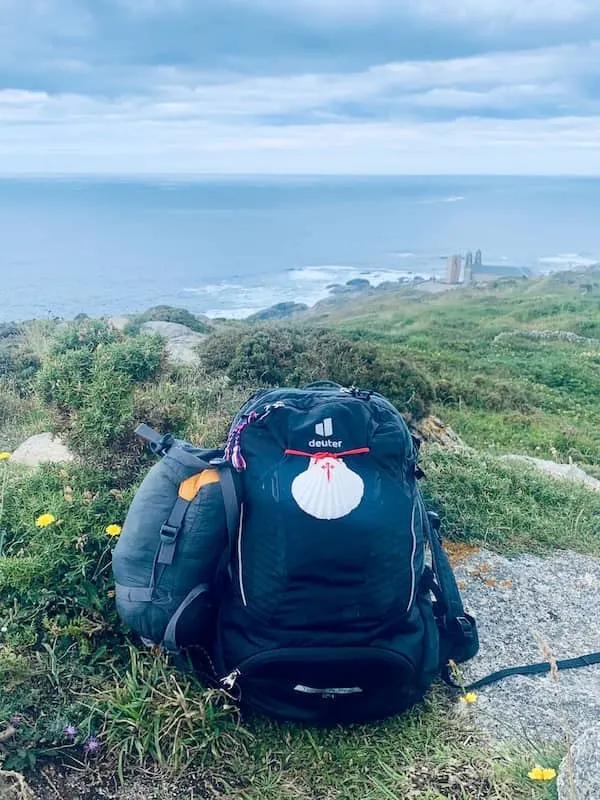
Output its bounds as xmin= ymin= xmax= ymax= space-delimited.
xmin=314 ymin=274 xmax=600 ymax=466
xmin=3 ymin=272 xmax=600 ymax=797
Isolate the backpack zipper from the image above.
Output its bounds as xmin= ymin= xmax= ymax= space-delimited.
xmin=237 ymin=504 xmax=247 ymax=607
xmin=221 ymin=668 xmax=241 ymax=690
xmin=218 ymin=646 xmax=416 ymax=691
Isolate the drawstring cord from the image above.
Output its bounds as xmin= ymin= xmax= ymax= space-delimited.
xmin=284 ymin=448 xmax=370 ymax=459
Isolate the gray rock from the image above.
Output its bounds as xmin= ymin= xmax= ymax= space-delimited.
xmin=0 ymin=770 xmax=34 ymax=799
xmin=557 ymin=725 xmax=600 ymax=800
xmin=10 ymin=433 xmax=74 ymax=467
xmin=410 ymin=415 xmax=471 ymax=451
xmin=140 ymin=321 xmax=206 ymax=367
xmin=494 ymin=329 xmax=599 ymax=345
xmin=345 ymin=278 xmax=371 ymax=290
xmin=452 ymin=549 xmax=600 ymax=743
xmin=247 ymin=302 xmax=309 ymax=321
xmin=107 ymin=315 xmax=130 ymax=331
xmin=501 ymin=455 xmax=600 ymax=492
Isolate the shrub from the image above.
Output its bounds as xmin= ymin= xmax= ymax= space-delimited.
xmin=126 ymin=306 xmax=212 ymax=335
xmin=0 ymin=322 xmax=19 ymax=340
xmin=0 ymin=330 xmax=42 ymax=385
xmin=200 ymin=325 xmax=261 ymax=375
xmin=38 ymin=323 xmax=167 ymax=477
xmin=200 ymin=326 xmax=434 ymax=420
xmin=50 ymin=319 xmax=122 ymax=355
xmin=228 ymin=327 xmax=299 ymax=385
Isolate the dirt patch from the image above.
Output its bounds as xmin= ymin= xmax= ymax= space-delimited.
xmin=442 ymin=540 xmax=481 ymax=568
xmin=25 ymin=762 xmax=233 ymax=800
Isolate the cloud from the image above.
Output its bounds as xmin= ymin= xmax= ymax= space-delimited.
xmin=2 ymin=0 xmax=600 ymax=173
xmin=414 ymin=0 xmax=591 ymax=24
xmin=3 ymin=42 xmax=592 ymax=124
xmin=3 ymin=112 xmax=600 ymax=176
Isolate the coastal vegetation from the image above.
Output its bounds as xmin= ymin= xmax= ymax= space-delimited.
xmin=1 ymin=266 xmax=599 ymax=797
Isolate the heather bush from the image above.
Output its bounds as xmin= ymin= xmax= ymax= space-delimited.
xmin=125 ymin=305 xmax=212 ymax=335
xmin=200 ymin=325 xmax=434 ymax=420
xmin=37 ymin=322 xmax=168 ymax=476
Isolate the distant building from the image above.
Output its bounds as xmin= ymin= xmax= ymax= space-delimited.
xmin=467 ymin=249 xmax=532 ymax=282
xmin=464 ymin=251 xmax=474 ymax=285
xmin=446 ymin=254 xmax=463 ymax=284
xmin=472 ymin=264 xmax=533 ymax=280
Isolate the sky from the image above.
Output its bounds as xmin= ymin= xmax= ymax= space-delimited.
xmin=1 ymin=0 xmax=600 ymax=175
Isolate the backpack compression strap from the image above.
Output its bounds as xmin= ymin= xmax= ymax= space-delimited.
xmin=423 ymin=506 xmax=479 ymax=665
xmin=136 ymin=426 xmax=241 ymax=554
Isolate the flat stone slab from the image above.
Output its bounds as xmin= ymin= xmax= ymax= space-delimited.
xmin=10 ymin=433 xmax=74 ymax=467
xmin=0 ymin=770 xmax=34 ymax=799
xmin=502 ymin=455 xmax=600 ymax=492
xmin=107 ymin=315 xmax=130 ymax=331
xmin=557 ymin=725 xmax=600 ymax=800
xmin=452 ymin=548 xmax=600 ymax=743
xmin=140 ymin=321 xmax=205 ymax=366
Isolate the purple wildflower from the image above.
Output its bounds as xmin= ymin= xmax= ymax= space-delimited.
xmin=9 ymin=714 xmax=22 ymax=728
xmin=63 ymin=724 xmax=78 ymax=740
xmin=84 ymin=735 xmax=101 ymax=755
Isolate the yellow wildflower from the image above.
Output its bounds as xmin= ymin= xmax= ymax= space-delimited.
xmin=0 ymin=452 xmax=11 ymax=461
xmin=461 ymin=692 xmax=478 ymax=704
xmin=105 ymin=524 xmax=122 ymax=537
xmin=107 ymin=590 xmax=116 ymax=599
xmin=528 ymin=766 xmax=557 ymax=781
xmin=35 ymin=513 xmax=56 ymax=528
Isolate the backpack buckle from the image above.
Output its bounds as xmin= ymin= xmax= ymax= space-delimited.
xmin=160 ymin=522 xmax=180 ymax=542
xmin=455 ymin=616 xmax=476 ymax=639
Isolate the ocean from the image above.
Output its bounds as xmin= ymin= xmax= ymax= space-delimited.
xmin=0 ymin=175 xmax=599 ymax=323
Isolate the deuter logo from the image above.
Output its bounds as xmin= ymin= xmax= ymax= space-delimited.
xmin=309 ymin=417 xmax=342 ymax=449
xmin=315 ymin=418 xmax=333 ymax=437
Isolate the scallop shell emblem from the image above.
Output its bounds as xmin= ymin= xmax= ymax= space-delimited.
xmin=291 ymin=457 xmax=364 ymax=520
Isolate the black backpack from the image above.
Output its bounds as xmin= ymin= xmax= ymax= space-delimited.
xmin=115 ymin=382 xmax=600 ymax=723
xmin=212 ymin=382 xmax=478 ymax=724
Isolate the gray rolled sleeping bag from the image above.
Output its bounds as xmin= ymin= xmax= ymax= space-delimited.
xmin=112 ymin=426 xmax=239 ymax=652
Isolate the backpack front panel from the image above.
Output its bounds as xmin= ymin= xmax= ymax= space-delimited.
xmin=231 ymin=395 xmax=422 ymax=631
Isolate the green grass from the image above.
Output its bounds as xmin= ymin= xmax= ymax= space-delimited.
xmin=218 ymin=699 xmax=554 ymax=800
xmin=315 ymin=270 xmax=600 ymax=468
xmin=421 ymin=447 xmax=600 ymax=556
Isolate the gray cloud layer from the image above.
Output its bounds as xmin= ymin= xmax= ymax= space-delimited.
xmin=1 ymin=0 xmax=600 ymax=173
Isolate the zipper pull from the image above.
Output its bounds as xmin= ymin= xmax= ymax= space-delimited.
xmin=220 ymin=668 xmax=241 ymax=691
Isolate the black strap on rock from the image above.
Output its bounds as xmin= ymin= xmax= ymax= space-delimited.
xmin=444 ymin=650 xmax=600 ymax=692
